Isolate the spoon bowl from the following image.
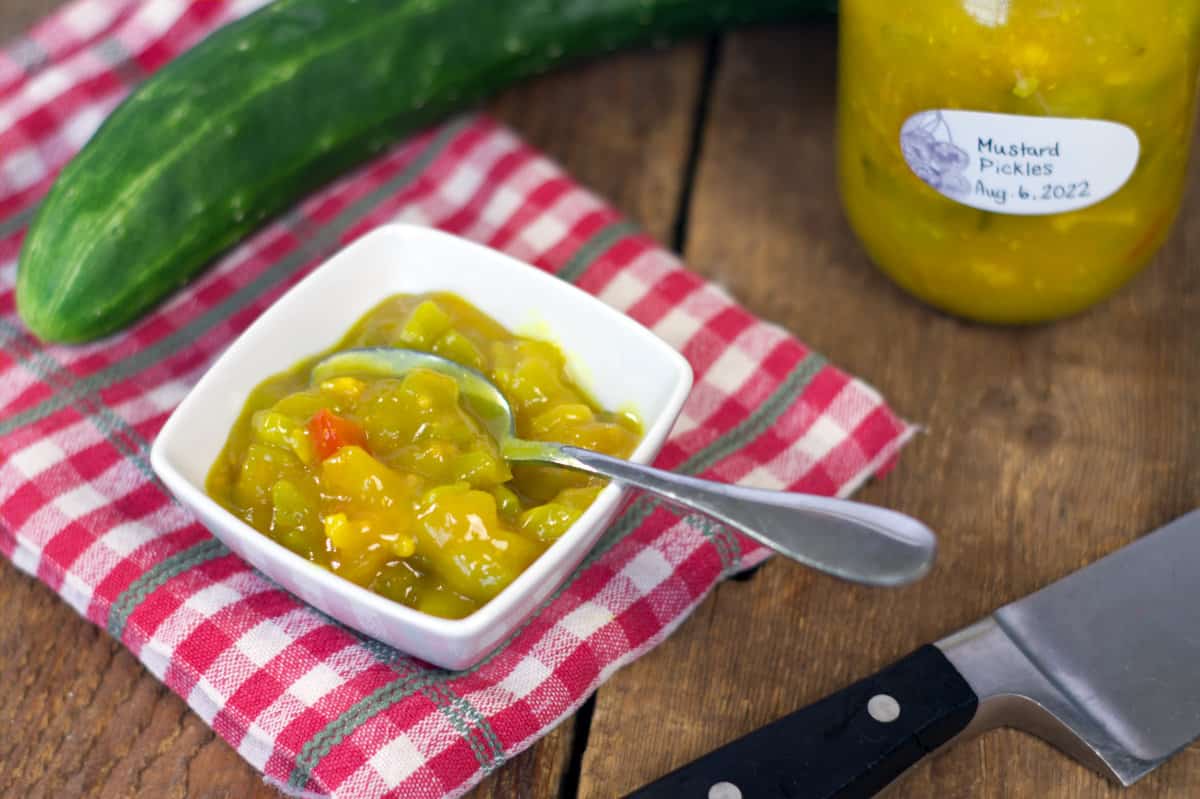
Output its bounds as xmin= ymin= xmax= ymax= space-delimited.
xmin=314 ymin=347 xmax=937 ymax=587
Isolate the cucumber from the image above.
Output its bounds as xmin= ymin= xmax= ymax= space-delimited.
xmin=17 ymin=0 xmax=832 ymax=344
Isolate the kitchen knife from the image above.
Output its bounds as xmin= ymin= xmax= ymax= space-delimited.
xmin=626 ymin=509 xmax=1200 ymax=798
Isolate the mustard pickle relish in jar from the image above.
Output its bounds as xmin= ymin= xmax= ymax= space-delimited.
xmin=206 ymin=293 xmax=642 ymax=619
xmin=838 ymin=0 xmax=1200 ymax=323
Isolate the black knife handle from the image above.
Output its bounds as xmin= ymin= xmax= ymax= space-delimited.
xmin=625 ymin=645 xmax=979 ymax=799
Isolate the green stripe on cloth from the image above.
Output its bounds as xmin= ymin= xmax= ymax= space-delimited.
xmin=589 ymin=351 xmax=827 ymax=568
xmin=421 ymin=682 xmax=506 ymax=774
xmin=0 ymin=319 xmax=158 ymax=483
xmin=688 ymin=515 xmax=741 ymax=574
xmin=106 ymin=537 xmax=227 ymax=639
xmin=0 ymin=204 xmax=37 ymax=239
xmin=286 ymin=350 xmax=827 ymax=788
xmin=286 ymin=637 xmax=504 ymax=788
xmin=0 ymin=117 xmax=472 ymax=439
xmin=554 ymin=220 xmax=640 ymax=284
xmin=8 ymin=36 xmax=49 ymax=75
xmin=680 ymin=352 xmax=828 ymax=475
xmin=355 ymin=636 xmax=506 ymax=762
xmin=288 ymin=666 xmax=450 ymax=788
xmin=94 ymin=37 xmax=149 ymax=88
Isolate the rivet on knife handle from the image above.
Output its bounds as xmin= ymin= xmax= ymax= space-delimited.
xmin=624 ymin=645 xmax=978 ymax=799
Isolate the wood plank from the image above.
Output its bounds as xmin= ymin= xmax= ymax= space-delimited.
xmin=0 ymin=4 xmax=704 ymax=797
xmin=580 ymin=23 xmax=1200 ymax=798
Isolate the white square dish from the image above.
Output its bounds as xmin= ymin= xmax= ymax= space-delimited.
xmin=150 ymin=223 xmax=693 ymax=670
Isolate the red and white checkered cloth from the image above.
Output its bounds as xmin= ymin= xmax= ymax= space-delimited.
xmin=0 ymin=2 xmax=914 ymax=797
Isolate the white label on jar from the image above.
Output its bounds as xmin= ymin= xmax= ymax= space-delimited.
xmin=899 ymin=110 xmax=1140 ymax=215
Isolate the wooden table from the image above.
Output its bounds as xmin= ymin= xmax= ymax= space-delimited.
xmin=4 ymin=4 xmax=1200 ymax=798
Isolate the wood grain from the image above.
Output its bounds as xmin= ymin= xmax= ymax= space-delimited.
xmin=0 ymin=4 xmax=703 ymax=798
xmin=6 ymin=4 xmax=1200 ymax=799
xmin=579 ymin=23 xmax=1200 ymax=799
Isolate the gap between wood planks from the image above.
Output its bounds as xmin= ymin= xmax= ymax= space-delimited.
xmin=557 ymin=34 xmax=727 ymax=799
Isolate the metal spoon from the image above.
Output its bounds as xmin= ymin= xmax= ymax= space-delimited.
xmin=312 ymin=348 xmax=936 ymax=587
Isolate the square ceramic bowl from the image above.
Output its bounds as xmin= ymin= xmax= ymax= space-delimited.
xmin=150 ymin=223 xmax=692 ymax=670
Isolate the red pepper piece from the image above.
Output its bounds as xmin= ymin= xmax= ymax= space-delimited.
xmin=308 ymin=408 xmax=368 ymax=460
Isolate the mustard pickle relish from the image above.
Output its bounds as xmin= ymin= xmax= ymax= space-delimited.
xmin=207 ymin=293 xmax=641 ymax=619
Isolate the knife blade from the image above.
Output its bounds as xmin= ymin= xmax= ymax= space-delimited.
xmin=626 ymin=509 xmax=1200 ymax=798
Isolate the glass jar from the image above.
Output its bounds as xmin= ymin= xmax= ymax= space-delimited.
xmin=837 ymin=0 xmax=1200 ymax=323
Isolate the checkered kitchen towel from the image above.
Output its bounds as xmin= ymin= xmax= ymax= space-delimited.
xmin=0 ymin=2 xmax=914 ymax=797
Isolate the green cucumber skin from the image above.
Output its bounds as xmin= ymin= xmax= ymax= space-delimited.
xmin=17 ymin=0 xmax=831 ymax=343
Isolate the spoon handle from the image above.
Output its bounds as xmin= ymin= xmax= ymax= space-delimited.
xmin=538 ymin=445 xmax=936 ymax=587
